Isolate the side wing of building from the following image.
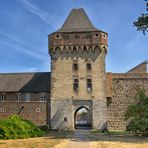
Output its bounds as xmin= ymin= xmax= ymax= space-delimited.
xmin=0 ymin=72 xmax=50 ymax=125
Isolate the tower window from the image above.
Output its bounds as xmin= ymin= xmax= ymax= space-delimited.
xmin=87 ymin=79 xmax=92 ymax=92
xmin=0 ymin=94 xmax=6 ymax=101
xmin=73 ymin=63 xmax=78 ymax=71
xmin=73 ymin=79 xmax=79 ymax=92
xmin=86 ymin=63 xmax=91 ymax=71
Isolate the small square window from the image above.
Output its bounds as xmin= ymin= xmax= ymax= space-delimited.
xmin=87 ymin=63 xmax=91 ymax=71
xmin=73 ymin=63 xmax=78 ymax=71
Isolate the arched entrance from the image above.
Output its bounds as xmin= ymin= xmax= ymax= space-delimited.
xmin=74 ymin=106 xmax=92 ymax=129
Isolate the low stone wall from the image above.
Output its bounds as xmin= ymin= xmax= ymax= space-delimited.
xmin=107 ymin=73 xmax=148 ymax=130
xmin=0 ymin=102 xmax=50 ymax=125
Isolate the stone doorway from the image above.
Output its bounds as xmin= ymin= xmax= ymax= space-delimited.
xmin=74 ymin=106 xmax=92 ymax=129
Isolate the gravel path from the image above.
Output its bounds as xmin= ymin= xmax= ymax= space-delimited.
xmin=67 ymin=130 xmax=90 ymax=148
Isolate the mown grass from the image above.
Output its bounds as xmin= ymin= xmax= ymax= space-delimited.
xmin=0 ymin=131 xmax=72 ymax=148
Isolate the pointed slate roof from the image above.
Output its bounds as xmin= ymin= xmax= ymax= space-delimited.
xmin=57 ymin=8 xmax=99 ymax=32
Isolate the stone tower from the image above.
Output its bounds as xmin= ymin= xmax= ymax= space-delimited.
xmin=48 ymin=8 xmax=108 ymax=130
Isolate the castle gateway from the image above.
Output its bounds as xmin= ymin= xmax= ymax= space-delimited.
xmin=0 ymin=8 xmax=148 ymax=131
xmin=48 ymin=8 xmax=108 ymax=130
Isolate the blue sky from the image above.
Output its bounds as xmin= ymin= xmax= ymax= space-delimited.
xmin=0 ymin=0 xmax=147 ymax=73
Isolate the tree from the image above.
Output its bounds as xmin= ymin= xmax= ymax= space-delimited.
xmin=124 ymin=90 xmax=148 ymax=136
xmin=133 ymin=0 xmax=148 ymax=34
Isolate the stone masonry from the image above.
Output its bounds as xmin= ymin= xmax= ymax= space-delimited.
xmin=49 ymin=8 xmax=108 ymax=130
xmin=106 ymin=73 xmax=148 ymax=130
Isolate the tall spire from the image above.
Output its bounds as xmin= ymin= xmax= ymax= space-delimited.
xmin=57 ymin=8 xmax=99 ymax=32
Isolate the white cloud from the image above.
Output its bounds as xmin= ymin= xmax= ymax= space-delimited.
xmin=0 ymin=30 xmax=29 ymax=47
xmin=0 ymin=40 xmax=48 ymax=60
xmin=0 ymin=30 xmax=49 ymax=60
xmin=21 ymin=0 xmax=60 ymax=28
xmin=26 ymin=67 xmax=37 ymax=72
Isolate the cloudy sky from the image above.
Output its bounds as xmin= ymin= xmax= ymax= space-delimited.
xmin=0 ymin=0 xmax=147 ymax=73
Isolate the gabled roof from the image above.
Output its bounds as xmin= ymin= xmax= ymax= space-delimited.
xmin=57 ymin=8 xmax=99 ymax=32
xmin=0 ymin=72 xmax=50 ymax=92
xmin=127 ymin=60 xmax=148 ymax=73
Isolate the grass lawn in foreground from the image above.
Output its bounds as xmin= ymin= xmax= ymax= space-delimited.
xmin=0 ymin=130 xmax=148 ymax=148
xmin=0 ymin=131 xmax=71 ymax=148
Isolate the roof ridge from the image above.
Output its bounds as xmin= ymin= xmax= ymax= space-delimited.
xmin=0 ymin=72 xmax=50 ymax=75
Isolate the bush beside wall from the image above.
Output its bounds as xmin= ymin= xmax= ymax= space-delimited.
xmin=0 ymin=115 xmax=44 ymax=139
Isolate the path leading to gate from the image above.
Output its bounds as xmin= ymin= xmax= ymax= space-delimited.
xmin=54 ymin=130 xmax=92 ymax=148
xmin=67 ymin=130 xmax=90 ymax=148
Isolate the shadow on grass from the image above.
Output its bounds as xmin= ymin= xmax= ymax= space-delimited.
xmin=42 ymin=130 xmax=148 ymax=144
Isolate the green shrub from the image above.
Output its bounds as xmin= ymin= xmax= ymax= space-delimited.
xmin=0 ymin=115 xmax=44 ymax=139
xmin=125 ymin=90 xmax=148 ymax=136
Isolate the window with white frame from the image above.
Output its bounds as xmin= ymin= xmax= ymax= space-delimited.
xmin=16 ymin=93 xmax=21 ymax=101
xmin=40 ymin=93 xmax=46 ymax=101
xmin=25 ymin=93 xmax=30 ymax=102
xmin=0 ymin=94 xmax=6 ymax=101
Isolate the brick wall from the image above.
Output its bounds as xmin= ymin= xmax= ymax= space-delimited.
xmin=0 ymin=102 xmax=50 ymax=125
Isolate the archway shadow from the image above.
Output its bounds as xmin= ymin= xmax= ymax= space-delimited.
xmin=74 ymin=106 xmax=92 ymax=130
